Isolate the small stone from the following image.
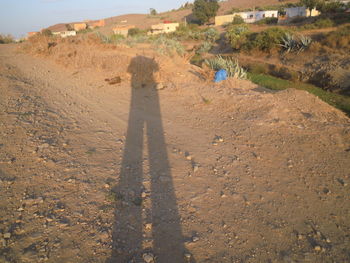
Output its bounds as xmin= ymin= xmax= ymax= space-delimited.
xmin=193 ymin=165 xmax=199 ymax=173
xmin=215 ymin=136 xmax=224 ymax=142
xmin=314 ymin=245 xmax=322 ymax=251
xmin=185 ymin=153 xmax=192 ymax=160
xmin=326 ymin=238 xmax=331 ymax=243
xmin=192 ymin=236 xmax=199 ymax=242
xmin=143 ymin=252 xmax=154 ymax=263
xmin=4 ymin=233 xmax=11 ymax=239
xmin=184 ymin=253 xmax=192 ymax=260
xmin=18 ymin=207 xmax=24 ymax=212
xmin=155 ymin=83 xmax=165 ymax=90
xmin=145 ymin=223 xmax=152 ymax=231
xmin=297 ymin=234 xmax=303 ymax=240
xmin=104 ymin=184 xmax=110 ymax=188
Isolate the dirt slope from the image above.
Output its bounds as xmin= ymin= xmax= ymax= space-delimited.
xmin=0 ymin=43 xmax=350 ymax=263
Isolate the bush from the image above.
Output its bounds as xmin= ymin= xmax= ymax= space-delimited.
xmin=301 ymin=18 xmax=334 ymax=30
xmin=171 ymin=23 xmax=201 ymax=40
xmin=232 ymin=15 xmax=245 ymax=24
xmin=290 ymin=16 xmax=308 ymax=24
xmin=317 ymin=1 xmax=345 ymax=13
xmin=248 ymin=63 xmax=269 ymax=74
xmin=128 ymin=27 xmax=146 ymax=36
xmin=270 ymin=66 xmax=299 ymax=81
xmin=109 ymin=34 xmax=126 ymax=43
xmin=41 ymin=29 xmax=52 ymax=37
xmin=197 ymin=41 xmax=213 ymax=54
xmin=202 ymin=27 xmax=219 ymax=43
xmin=152 ymin=36 xmax=185 ymax=56
xmin=190 ymin=53 xmax=204 ymax=66
xmin=322 ymin=25 xmax=350 ymax=49
xmin=0 ymin=34 xmax=14 ymax=44
xmin=78 ymin=28 xmax=93 ymax=34
xmin=255 ymin=17 xmax=278 ymax=25
xmin=253 ymin=27 xmax=289 ymax=52
xmin=226 ymin=24 xmax=250 ymax=50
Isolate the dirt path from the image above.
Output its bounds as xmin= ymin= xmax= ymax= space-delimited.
xmin=1 ymin=43 xmax=350 ymax=263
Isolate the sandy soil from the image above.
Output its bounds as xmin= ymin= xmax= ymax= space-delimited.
xmin=0 ymin=43 xmax=350 ymax=263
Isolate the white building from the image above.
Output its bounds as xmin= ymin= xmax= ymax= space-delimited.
xmin=284 ymin=6 xmax=320 ymax=18
xmin=52 ymin=31 xmax=77 ymax=38
xmin=215 ymin=10 xmax=278 ymax=26
xmin=148 ymin=22 xmax=180 ymax=35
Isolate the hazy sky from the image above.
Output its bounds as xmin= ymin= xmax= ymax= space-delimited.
xmin=0 ymin=0 xmax=188 ymax=38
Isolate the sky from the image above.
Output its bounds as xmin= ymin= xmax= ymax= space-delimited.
xmin=0 ymin=0 xmax=188 ymax=39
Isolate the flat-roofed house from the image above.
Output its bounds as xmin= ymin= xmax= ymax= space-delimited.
xmin=112 ymin=25 xmax=135 ymax=37
xmin=284 ymin=6 xmax=319 ymax=17
xmin=215 ymin=10 xmax=278 ymax=26
xmin=73 ymin=23 xmax=87 ymax=31
xmin=52 ymin=31 xmax=77 ymax=38
xmin=148 ymin=22 xmax=180 ymax=35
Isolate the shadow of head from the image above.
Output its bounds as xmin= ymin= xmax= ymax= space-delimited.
xmin=128 ymin=55 xmax=159 ymax=89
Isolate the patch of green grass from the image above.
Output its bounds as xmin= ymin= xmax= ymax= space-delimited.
xmin=248 ymin=73 xmax=350 ymax=116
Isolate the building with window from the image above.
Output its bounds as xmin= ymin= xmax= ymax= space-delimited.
xmin=215 ymin=10 xmax=278 ymax=26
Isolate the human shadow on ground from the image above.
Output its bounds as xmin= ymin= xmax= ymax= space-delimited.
xmin=108 ymin=56 xmax=193 ymax=263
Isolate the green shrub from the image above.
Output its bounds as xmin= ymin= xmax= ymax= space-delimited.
xmin=232 ymin=15 xmax=245 ymax=24
xmin=301 ymin=18 xmax=334 ymax=30
xmin=253 ymin=27 xmax=288 ymax=51
xmin=317 ymin=1 xmax=345 ymax=13
xmin=190 ymin=53 xmax=204 ymax=66
xmin=330 ymin=13 xmax=350 ymax=25
xmin=153 ymin=35 xmax=185 ymax=56
xmin=248 ymin=63 xmax=269 ymax=74
xmin=78 ymin=28 xmax=93 ymax=34
xmin=0 ymin=34 xmax=14 ymax=44
xmin=109 ymin=34 xmax=125 ymax=43
xmin=197 ymin=41 xmax=213 ymax=54
xmin=255 ymin=17 xmax=278 ymax=25
xmin=171 ymin=23 xmax=201 ymax=40
xmin=226 ymin=24 xmax=250 ymax=50
xmin=41 ymin=29 xmax=53 ymax=36
xmin=202 ymin=27 xmax=219 ymax=43
xmin=128 ymin=27 xmax=146 ymax=36
xmin=314 ymin=18 xmax=334 ymax=28
xmin=290 ymin=16 xmax=308 ymax=24
xmin=322 ymin=24 xmax=350 ymax=49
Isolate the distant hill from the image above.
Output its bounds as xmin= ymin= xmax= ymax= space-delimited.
xmin=45 ymin=0 xmax=298 ymax=34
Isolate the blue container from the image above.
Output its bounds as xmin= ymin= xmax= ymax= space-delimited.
xmin=214 ymin=69 xmax=227 ymax=82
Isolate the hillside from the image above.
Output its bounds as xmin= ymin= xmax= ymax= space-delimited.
xmin=46 ymin=0 xmax=298 ymax=34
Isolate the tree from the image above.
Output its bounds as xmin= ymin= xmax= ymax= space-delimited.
xmin=192 ymin=0 xmax=219 ymax=25
xmin=300 ymin=0 xmax=319 ymax=16
xmin=150 ymin=8 xmax=157 ymax=16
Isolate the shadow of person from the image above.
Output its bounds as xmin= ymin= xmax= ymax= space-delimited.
xmin=108 ymin=56 xmax=191 ymax=263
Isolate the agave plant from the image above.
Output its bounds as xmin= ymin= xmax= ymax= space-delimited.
xmin=280 ymin=33 xmax=312 ymax=53
xmin=280 ymin=33 xmax=298 ymax=53
xmin=298 ymin=35 xmax=312 ymax=52
xmin=205 ymin=55 xmax=247 ymax=79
